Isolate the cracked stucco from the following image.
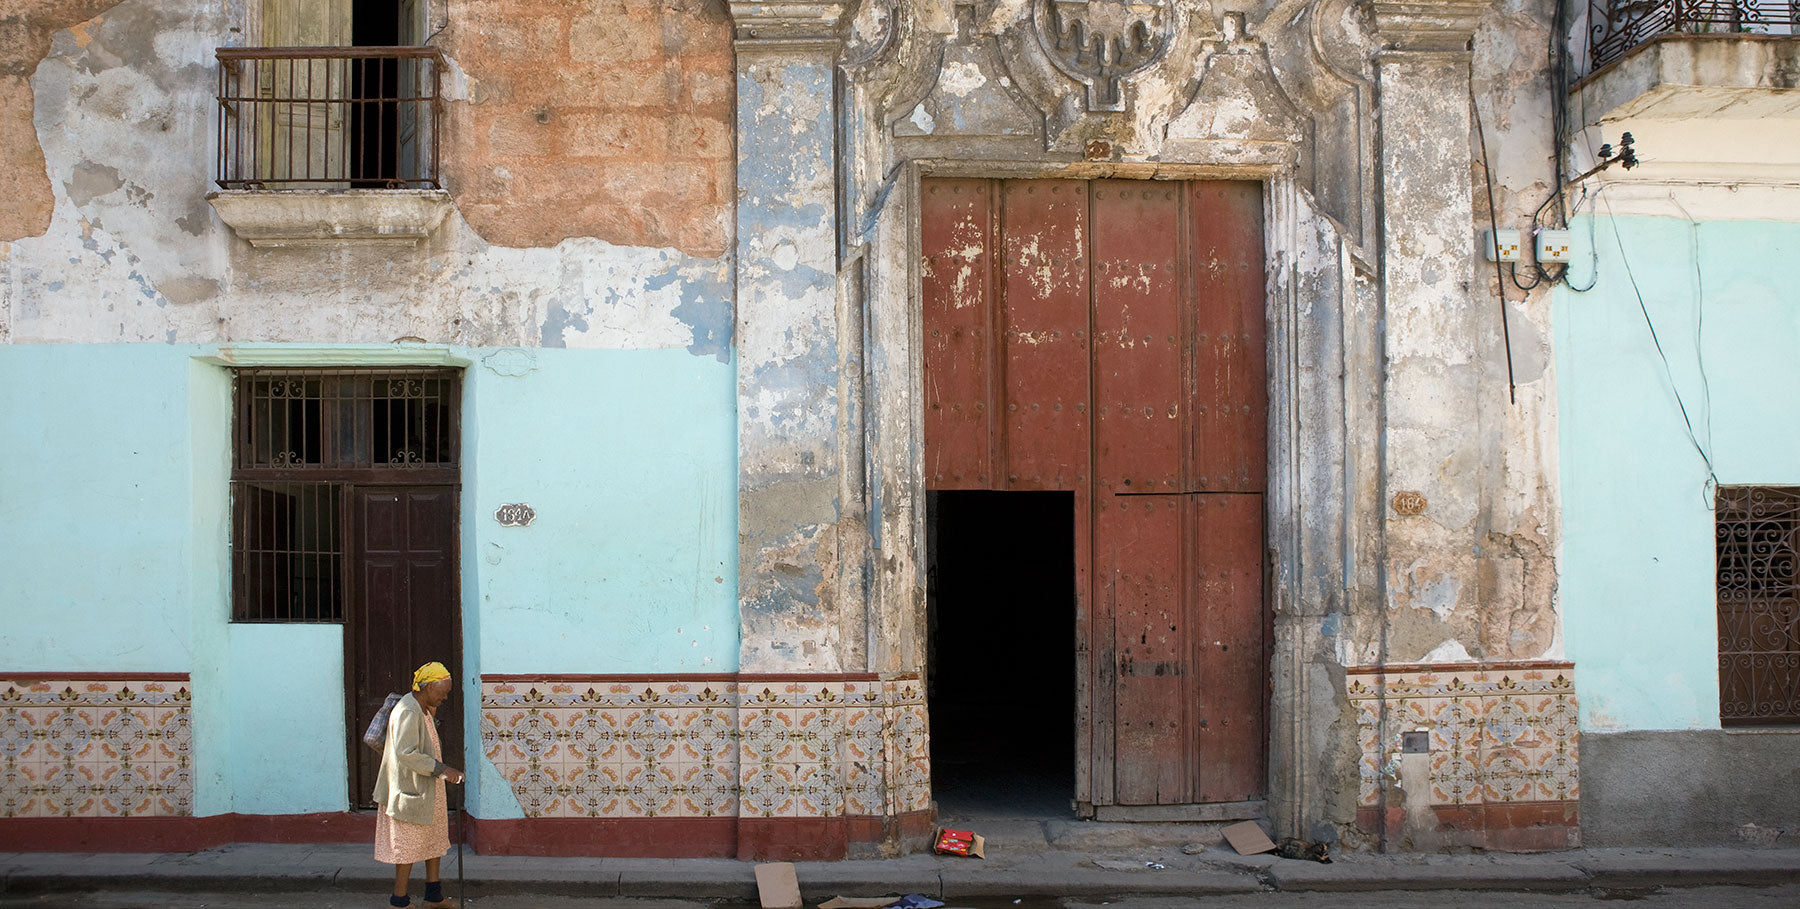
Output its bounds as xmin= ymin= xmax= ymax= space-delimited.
xmin=2 ymin=0 xmax=731 ymax=356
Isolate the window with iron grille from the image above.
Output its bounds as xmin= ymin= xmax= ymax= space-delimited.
xmin=1716 ymin=485 xmax=1800 ymax=725
xmin=231 ymin=368 xmax=460 ymax=622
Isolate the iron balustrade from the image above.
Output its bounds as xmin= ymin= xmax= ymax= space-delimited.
xmin=216 ymin=46 xmax=444 ymax=190
xmin=1590 ymin=0 xmax=1799 ymax=70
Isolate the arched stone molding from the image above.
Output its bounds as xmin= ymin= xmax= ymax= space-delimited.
xmin=838 ymin=2 xmax=1380 ymax=258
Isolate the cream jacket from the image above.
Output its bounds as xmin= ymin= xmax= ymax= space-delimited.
xmin=373 ymin=692 xmax=447 ymax=826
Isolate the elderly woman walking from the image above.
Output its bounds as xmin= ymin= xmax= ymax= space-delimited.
xmin=376 ymin=661 xmax=465 ymax=908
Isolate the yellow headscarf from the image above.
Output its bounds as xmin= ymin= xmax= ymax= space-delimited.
xmin=412 ymin=661 xmax=451 ymax=692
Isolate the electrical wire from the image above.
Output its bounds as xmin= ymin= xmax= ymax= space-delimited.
xmin=1471 ymin=66 xmax=1519 ymax=405
xmin=1669 ymin=194 xmax=1717 ymax=505
xmin=425 ymin=0 xmax=452 ymax=45
xmin=1600 ymin=194 xmax=1720 ymax=502
xmin=1509 ymin=260 xmax=1546 ymax=291
xmin=1549 ymin=0 xmax=1574 ymax=230
xmin=1492 ymin=0 xmax=1580 ymax=290
xmin=1563 ymin=185 xmax=1600 ymax=292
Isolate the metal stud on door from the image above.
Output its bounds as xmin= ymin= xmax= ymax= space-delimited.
xmin=922 ymin=178 xmax=997 ymax=490
xmin=999 ymin=179 xmax=1090 ymax=491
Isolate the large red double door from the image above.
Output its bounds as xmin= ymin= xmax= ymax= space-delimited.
xmin=922 ymin=178 xmax=1268 ymax=810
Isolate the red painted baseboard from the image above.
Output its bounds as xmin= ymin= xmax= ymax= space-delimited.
xmin=0 ymin=812 xmax=375 ymax=853
xmin=1356 ymin=800 xmax=1580 ymax=852
xmin=466 ymin=815 xmax=739 ymax=858
xmin=1 ymin=810 xmax=939 ymax=859
xmin=468 ymin=811 xmax=936 ymax=859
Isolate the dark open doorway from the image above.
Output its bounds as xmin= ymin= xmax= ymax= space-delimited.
xmin=927 ymin=490 xmax=1077 ymax=818
xmin=349 ymin=0 xmax=428 ymax=186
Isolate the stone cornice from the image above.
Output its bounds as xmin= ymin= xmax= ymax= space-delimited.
xmin=1370 ymin=0 xmax=1491 ymax=53
xmin=728 ymin=0 xmax=848 ymax=51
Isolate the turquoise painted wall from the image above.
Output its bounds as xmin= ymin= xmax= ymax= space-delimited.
xmin=464 ymin=349 xmax=738 ymax=675
xmin=186 ymin=358 xmax=237 ymax=816
xmin=0 ymin=345 xmax=203 ymax=671
xmin=0 ymin=343 xmax=739 ymax=818
xmin=220 ymin=624 xmax=348 ymax=814
xmin=1557 ymin=215 xmax=1800 ymax=733
xmin=456 ymin=347 xmax=737 ymax=816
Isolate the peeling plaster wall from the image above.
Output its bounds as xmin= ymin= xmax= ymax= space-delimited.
xmin=441 ymin=0 xmax=735 ymax=254
xmin=1348 ymin=0 xmax=1565 ymax=671
xmin=734 ymin=50 xmax=859 ymax=673
xmin=1469 ymin=0 xmax=1564 ymax=663
xmin=0 ymin=0 xmax=125 ymax=242
xmin=2 ymin=0 xmax=734 ymax=354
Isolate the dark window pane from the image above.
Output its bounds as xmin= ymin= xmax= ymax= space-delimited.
xmin=231 ymin=481 xmax=343 ymax=622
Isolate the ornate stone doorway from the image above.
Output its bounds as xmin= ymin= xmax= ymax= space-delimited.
xmin=918 ymin=176 xmax=1269 ymax=818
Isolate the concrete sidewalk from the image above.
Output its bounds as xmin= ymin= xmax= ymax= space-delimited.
xmin=3 ymin=842 xmax=1799 ymax=903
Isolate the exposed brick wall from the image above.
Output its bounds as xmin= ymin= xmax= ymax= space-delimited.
xmin=442 ymin=0 xmax=734 ymax=256
xmin=0 ymin=0 xmax=124 ymax=242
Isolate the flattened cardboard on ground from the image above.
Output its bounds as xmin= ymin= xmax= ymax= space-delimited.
xmin=753 ymin=862 xmax=802 ymax=909
xmin=818 ymin=898 xmax=896 ymax=908
xmin=932 ymin=827 xmax=986 ymax=858
xmin=1222 ymin=820 xmax=1276 ymax=856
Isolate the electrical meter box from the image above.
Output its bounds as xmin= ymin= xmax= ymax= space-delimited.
xmin=1536 ymin=228 xmax=1573 ymax=263
xmin=1482 ymin=228 xmax=1522 ymax=263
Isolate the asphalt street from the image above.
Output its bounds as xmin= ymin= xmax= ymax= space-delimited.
xmin=4 ymin=885 xmax=1800 ymax=909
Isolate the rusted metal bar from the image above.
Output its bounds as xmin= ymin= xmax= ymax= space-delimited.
xmin=216 ymin=46 xmax=445 ymax=60
xmin=1590 ymin=0 xmax=1797 ymax=71
xmin=214 ymin=46 xmax=444 ymax=190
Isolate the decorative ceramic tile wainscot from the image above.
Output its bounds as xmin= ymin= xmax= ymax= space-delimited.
xmin=1348 ymin=661 xmax=1578 ymax=850
xmin=0 ymin=676 xmax=193 ymax=819
xmin=481 ymin=675 xmax=928 ymax=821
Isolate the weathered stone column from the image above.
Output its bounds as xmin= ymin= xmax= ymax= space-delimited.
xmin=728 ymin=2 xmax=858 ymax=673
xmin=1370 ymin=0 xmax=1491 ymax=665
xmin=1364 ymin=0 xmax=1495 ymax=849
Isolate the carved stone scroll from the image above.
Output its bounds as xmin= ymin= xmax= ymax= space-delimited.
xmin=1032 ymin=0 xmax=1174 ymax=112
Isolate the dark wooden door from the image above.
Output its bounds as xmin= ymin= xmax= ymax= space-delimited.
xmin=922 ymin=177 xmax=1268 ymax=810
xmin=349 ymin=485 xmax=461 ymax=808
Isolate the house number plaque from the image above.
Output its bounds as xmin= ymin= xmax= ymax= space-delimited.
xmin=494 ymin=504 xmax=536 ymax=527
xmin=1391 ymin=491 xmax=1427 ymax=515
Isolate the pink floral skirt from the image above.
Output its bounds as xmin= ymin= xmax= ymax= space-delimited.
xmin=375 ymin=724 xmax=451 ymax=864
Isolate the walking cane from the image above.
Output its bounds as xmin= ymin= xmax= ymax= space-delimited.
xmin=455 ymin=783 xmax=466 ymax=907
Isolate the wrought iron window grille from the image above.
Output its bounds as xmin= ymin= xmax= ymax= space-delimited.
xmin=1590 ymin=0 xmax=1800 ymax=71
xmin=1715 ymin=485 xmax=1800 ymax=726
xmin=229 ymin=368 xmax=460 ymax=623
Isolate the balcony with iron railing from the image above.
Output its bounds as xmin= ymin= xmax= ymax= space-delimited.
xmin=1572 ymin=0 xmax=1800 ymax=199
xmin=216 ymin=46 xmax=443 ymax=189
xmin=1589 ymin=0 xmax=1799 ymax=70
xmin=207 ymin=46 xmax=455 ymax=247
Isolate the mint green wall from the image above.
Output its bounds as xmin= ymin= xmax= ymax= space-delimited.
xmin=464 ymin=349 xmax=738 ymax=675
xmin=185 ymin=358 xmax=236 ymax=816
xmin=0 ymin=345 xmax=204 ymax=670
xmin=0 ymin=343 xmax=738 ymax=818
xmin=1557 ymin=215 xmax=1800 ymax=732
xmin=456 ymin=348 xmax=737 ymax=817
xmin=219 ymin=624 xmax=349 ymax=814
